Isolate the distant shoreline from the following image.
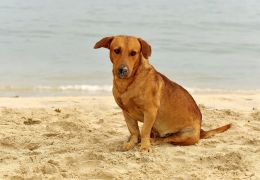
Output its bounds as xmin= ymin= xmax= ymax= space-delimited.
xmin=0 ymin=93 xmax=259 ymax=111
xmin=1 ymin=84 xmax=260 ymax=97
xmin=0 ymin=85 xmax=260 ymax=98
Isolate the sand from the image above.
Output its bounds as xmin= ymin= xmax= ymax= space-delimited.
xmin=0 ymin=93 xmax=260 ymax=179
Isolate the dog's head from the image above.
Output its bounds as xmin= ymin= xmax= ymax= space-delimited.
xmin=94 ymin=35 xmax=151 ymax=79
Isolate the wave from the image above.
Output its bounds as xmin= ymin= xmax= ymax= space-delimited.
xmin=1 ymin=84 xmax=260 ymax=96
xmin=0 ymin=85 xmax=113 ymax=96
xmin=187 ymin=88 xmax=260 ymax=94
xmin=35 ymin=85 xmax=113 ymax=92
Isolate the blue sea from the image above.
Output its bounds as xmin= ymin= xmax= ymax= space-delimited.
xmin=1 ymin=0 xmax=260 ymax=96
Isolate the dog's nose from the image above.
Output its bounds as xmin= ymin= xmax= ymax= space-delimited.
xmin=118 ymin=65 xmax=129 ymax=78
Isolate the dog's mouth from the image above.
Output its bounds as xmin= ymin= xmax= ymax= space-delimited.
xmin=118 ymin=74 xmax=128 ymax=79
xmin=117 ymin=73 xmax=131 ymax=79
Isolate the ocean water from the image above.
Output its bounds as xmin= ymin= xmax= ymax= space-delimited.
xmin=1 ymin=0 xmax=260 ymax=96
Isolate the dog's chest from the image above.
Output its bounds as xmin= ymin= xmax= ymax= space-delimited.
xmin=114 ymin=94 xmax=144 ymax=121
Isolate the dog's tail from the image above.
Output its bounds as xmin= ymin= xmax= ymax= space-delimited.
xmin=200 ymin=124 xmax=231 ymax=139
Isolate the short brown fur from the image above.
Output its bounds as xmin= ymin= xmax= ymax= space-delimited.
xmin=94 ymin=35 xmax=231 ymax=152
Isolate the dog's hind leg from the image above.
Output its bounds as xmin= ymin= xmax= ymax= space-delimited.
xmin=151 ymin=127 xmax=200 ymax=146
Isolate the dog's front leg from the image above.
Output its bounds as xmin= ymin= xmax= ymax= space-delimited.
xmin=140 ymin=108 xmax=158 ymax=152
xmin=122 ymin=111 xmax=140 ymax=151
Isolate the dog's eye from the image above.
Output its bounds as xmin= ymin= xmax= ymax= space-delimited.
xmin=130 ymin=51 xmax=136 ymax=56
xmin=114 ymin=48 xmax=121 ymax=54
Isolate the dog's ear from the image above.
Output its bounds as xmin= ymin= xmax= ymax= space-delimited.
xmin=94 ymin=36 xmax=114 ymax=49
xmin=138 ymin=38 xmax=152 ymax=59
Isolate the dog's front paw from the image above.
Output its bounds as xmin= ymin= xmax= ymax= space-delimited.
xmin=150 ymin=138 xmax=157 ymax=145
xmin=150 ymin=138 xmax=162 ymax=145
xmin=140 ymin=144 xmax=152 ymax=153
xmin=122 ymin=142 xmax=135 ymax=151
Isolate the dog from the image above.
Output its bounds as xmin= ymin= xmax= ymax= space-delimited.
xmin=94 ymin=35 xmax=231 ymax=152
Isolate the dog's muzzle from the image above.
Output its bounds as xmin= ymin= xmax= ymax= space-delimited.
xmin=117 ymin=65 xmax=129 ymax=78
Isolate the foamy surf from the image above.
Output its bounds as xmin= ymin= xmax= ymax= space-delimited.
xmin=1 ymin=84 xmax=260 ymax=97
xmin=36 ymin=85 xmax=113 ymax=92
xmin=187 ymin=88 xmax=260 ymax=95
xmin=0 ymin=85 xmax=113 ymax=96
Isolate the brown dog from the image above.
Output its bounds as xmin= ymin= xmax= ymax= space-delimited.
xmin=94 ymin=35 xmax=231 ymax=152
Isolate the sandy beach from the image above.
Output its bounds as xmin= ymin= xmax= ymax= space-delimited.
xmin=0 ymin=93 xmax=260 ymax=179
